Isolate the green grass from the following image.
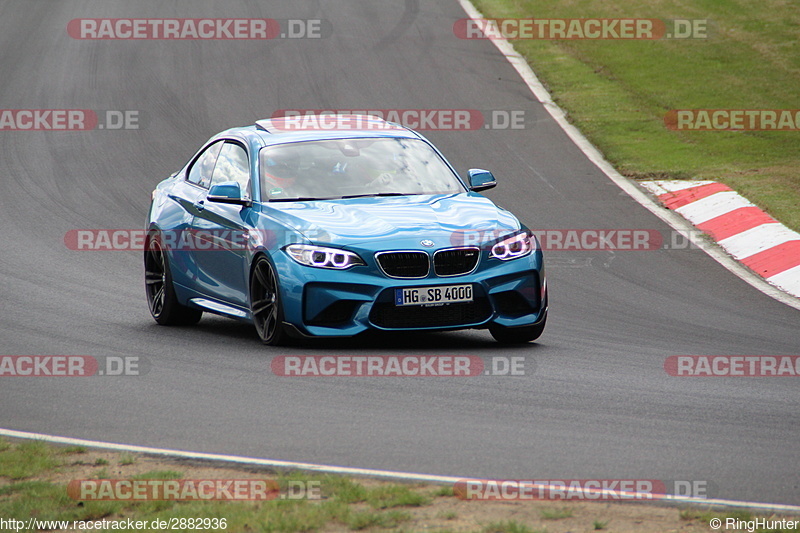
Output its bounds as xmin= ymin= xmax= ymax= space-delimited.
xmin=482 ymin=520 xmax=543 ymax=533
xmin=0 ymin=480 xmax=123 ymax=524
xmin=539 ymin=507 xmax=573 ymax=520
xmin=119 ymin=453 xmax=137 ymax=466
xmin=0 ymin=439 xmax=59 ymax=479
xmin=309 ymin=473 xmax=368 ymax=503
xmin=0 ymin=440 xmax=432 ymax=533
xmin=60 ymin=445 xmax=87 ymax=455
xmin=365 ymin=484 xmax=431 ymax=509
xmin=680 ymin=508 xmax=753 ymax=522
xmin=434 ymin=485 xmax=455 ymax=497
xmin=347 ymin=509 xmax=412 ymax=530
xmin=130 ymin=470 xmax=184 ymax=480
xmin=93 ymin=467 xmax=111 ymax=479
xmin=472 ymin=0 xmax=800 ymax=231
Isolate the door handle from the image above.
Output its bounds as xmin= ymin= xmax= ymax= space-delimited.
xmin=194 ymin=200 xmax=205 ymax=212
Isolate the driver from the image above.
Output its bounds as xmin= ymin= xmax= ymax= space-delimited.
xmin=262 ymin=151 xmax=315 ymax=199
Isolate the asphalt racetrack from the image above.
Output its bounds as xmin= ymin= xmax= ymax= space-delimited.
xmin=0 ymin=0 xmax=797 ymax=506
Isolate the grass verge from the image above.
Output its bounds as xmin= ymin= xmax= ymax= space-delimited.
xmin=0 ymin=438 xmax=797 ymax=532
xmin=471 ymin=0 xmax=800 ymax=232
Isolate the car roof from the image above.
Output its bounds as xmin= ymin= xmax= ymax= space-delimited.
xmin=217 ymin=114 xmax=424 ymax=148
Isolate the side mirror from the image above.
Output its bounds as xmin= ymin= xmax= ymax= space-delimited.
xmin=467 ymin=169 xmax=496 ymax=192
xmin=207 ymin=182 xmax=251 ymax=206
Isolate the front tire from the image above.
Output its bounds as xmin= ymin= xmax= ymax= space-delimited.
xmin=144 ymin=233 xmax=203 ymax=326
xmin=250 ymin=256 xmax=290 ymax=346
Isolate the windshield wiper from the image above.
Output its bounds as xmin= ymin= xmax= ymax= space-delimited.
xmin=340 ymin=192 xmax=410 ymax=199
xmin=268 ymin=196 xmax=337 ymax=202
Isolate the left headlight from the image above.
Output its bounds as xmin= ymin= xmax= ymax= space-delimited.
xmin=284 ymin=244 xmax=365 ymax=269
xmin=490 ymin=231 xmax=535 ymax=261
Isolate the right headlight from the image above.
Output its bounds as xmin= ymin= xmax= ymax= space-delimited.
xmin=490 ymin=231 xmax=534 ymax=261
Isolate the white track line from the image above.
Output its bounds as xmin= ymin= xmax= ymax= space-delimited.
xmin=456 ymin=0 xmax=800 ymax=312
xmin=2 ymin=428 xmax=800 ymax=513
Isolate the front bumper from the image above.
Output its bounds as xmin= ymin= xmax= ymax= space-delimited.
xmin=275 ymin=249 xmax=546 ymax=337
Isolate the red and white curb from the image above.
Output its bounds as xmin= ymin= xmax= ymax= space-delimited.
xmin=641 ymin=180 xmax=800 ymax=298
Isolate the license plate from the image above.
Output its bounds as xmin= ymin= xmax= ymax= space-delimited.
xmin=395 ymin=284 xmax=473 ymax=307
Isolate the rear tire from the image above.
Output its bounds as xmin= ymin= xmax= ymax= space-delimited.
xmin=489 ymin=315 xmax=546 ymax=344
xmin=144 ymin=233 xmax=203 ymax=326
xmin=250 ymin=256 xmax=290 ymax=346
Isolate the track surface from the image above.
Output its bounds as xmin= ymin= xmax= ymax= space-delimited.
xmin=0 ymin=1 xmax=798 ymax=505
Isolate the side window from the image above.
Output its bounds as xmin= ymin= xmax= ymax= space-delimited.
xmin=211 ymin=142 xmax=251 ymax=198
xmin=186 ymin=141 xmax=224 ymax=188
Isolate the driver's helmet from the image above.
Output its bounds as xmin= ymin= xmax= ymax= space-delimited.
xmin=262 ymin=151 xmax=314 ymax=190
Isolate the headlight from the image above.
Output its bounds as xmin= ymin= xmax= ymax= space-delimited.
xmin=284 ymin=244 xmax=365 ymax=269
xmin=490 ymin=231 xmax=534 ymax=261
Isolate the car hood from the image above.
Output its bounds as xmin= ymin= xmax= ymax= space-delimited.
xmin=260 ymin=193 xmax=521 ymax=248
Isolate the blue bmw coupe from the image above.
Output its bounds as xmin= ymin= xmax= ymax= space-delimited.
xmin=145 ymin=115 xmax=546 ymax=344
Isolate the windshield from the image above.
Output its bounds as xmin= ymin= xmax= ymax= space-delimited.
xmin=259 ymin=137 xmax=466 ymax=201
